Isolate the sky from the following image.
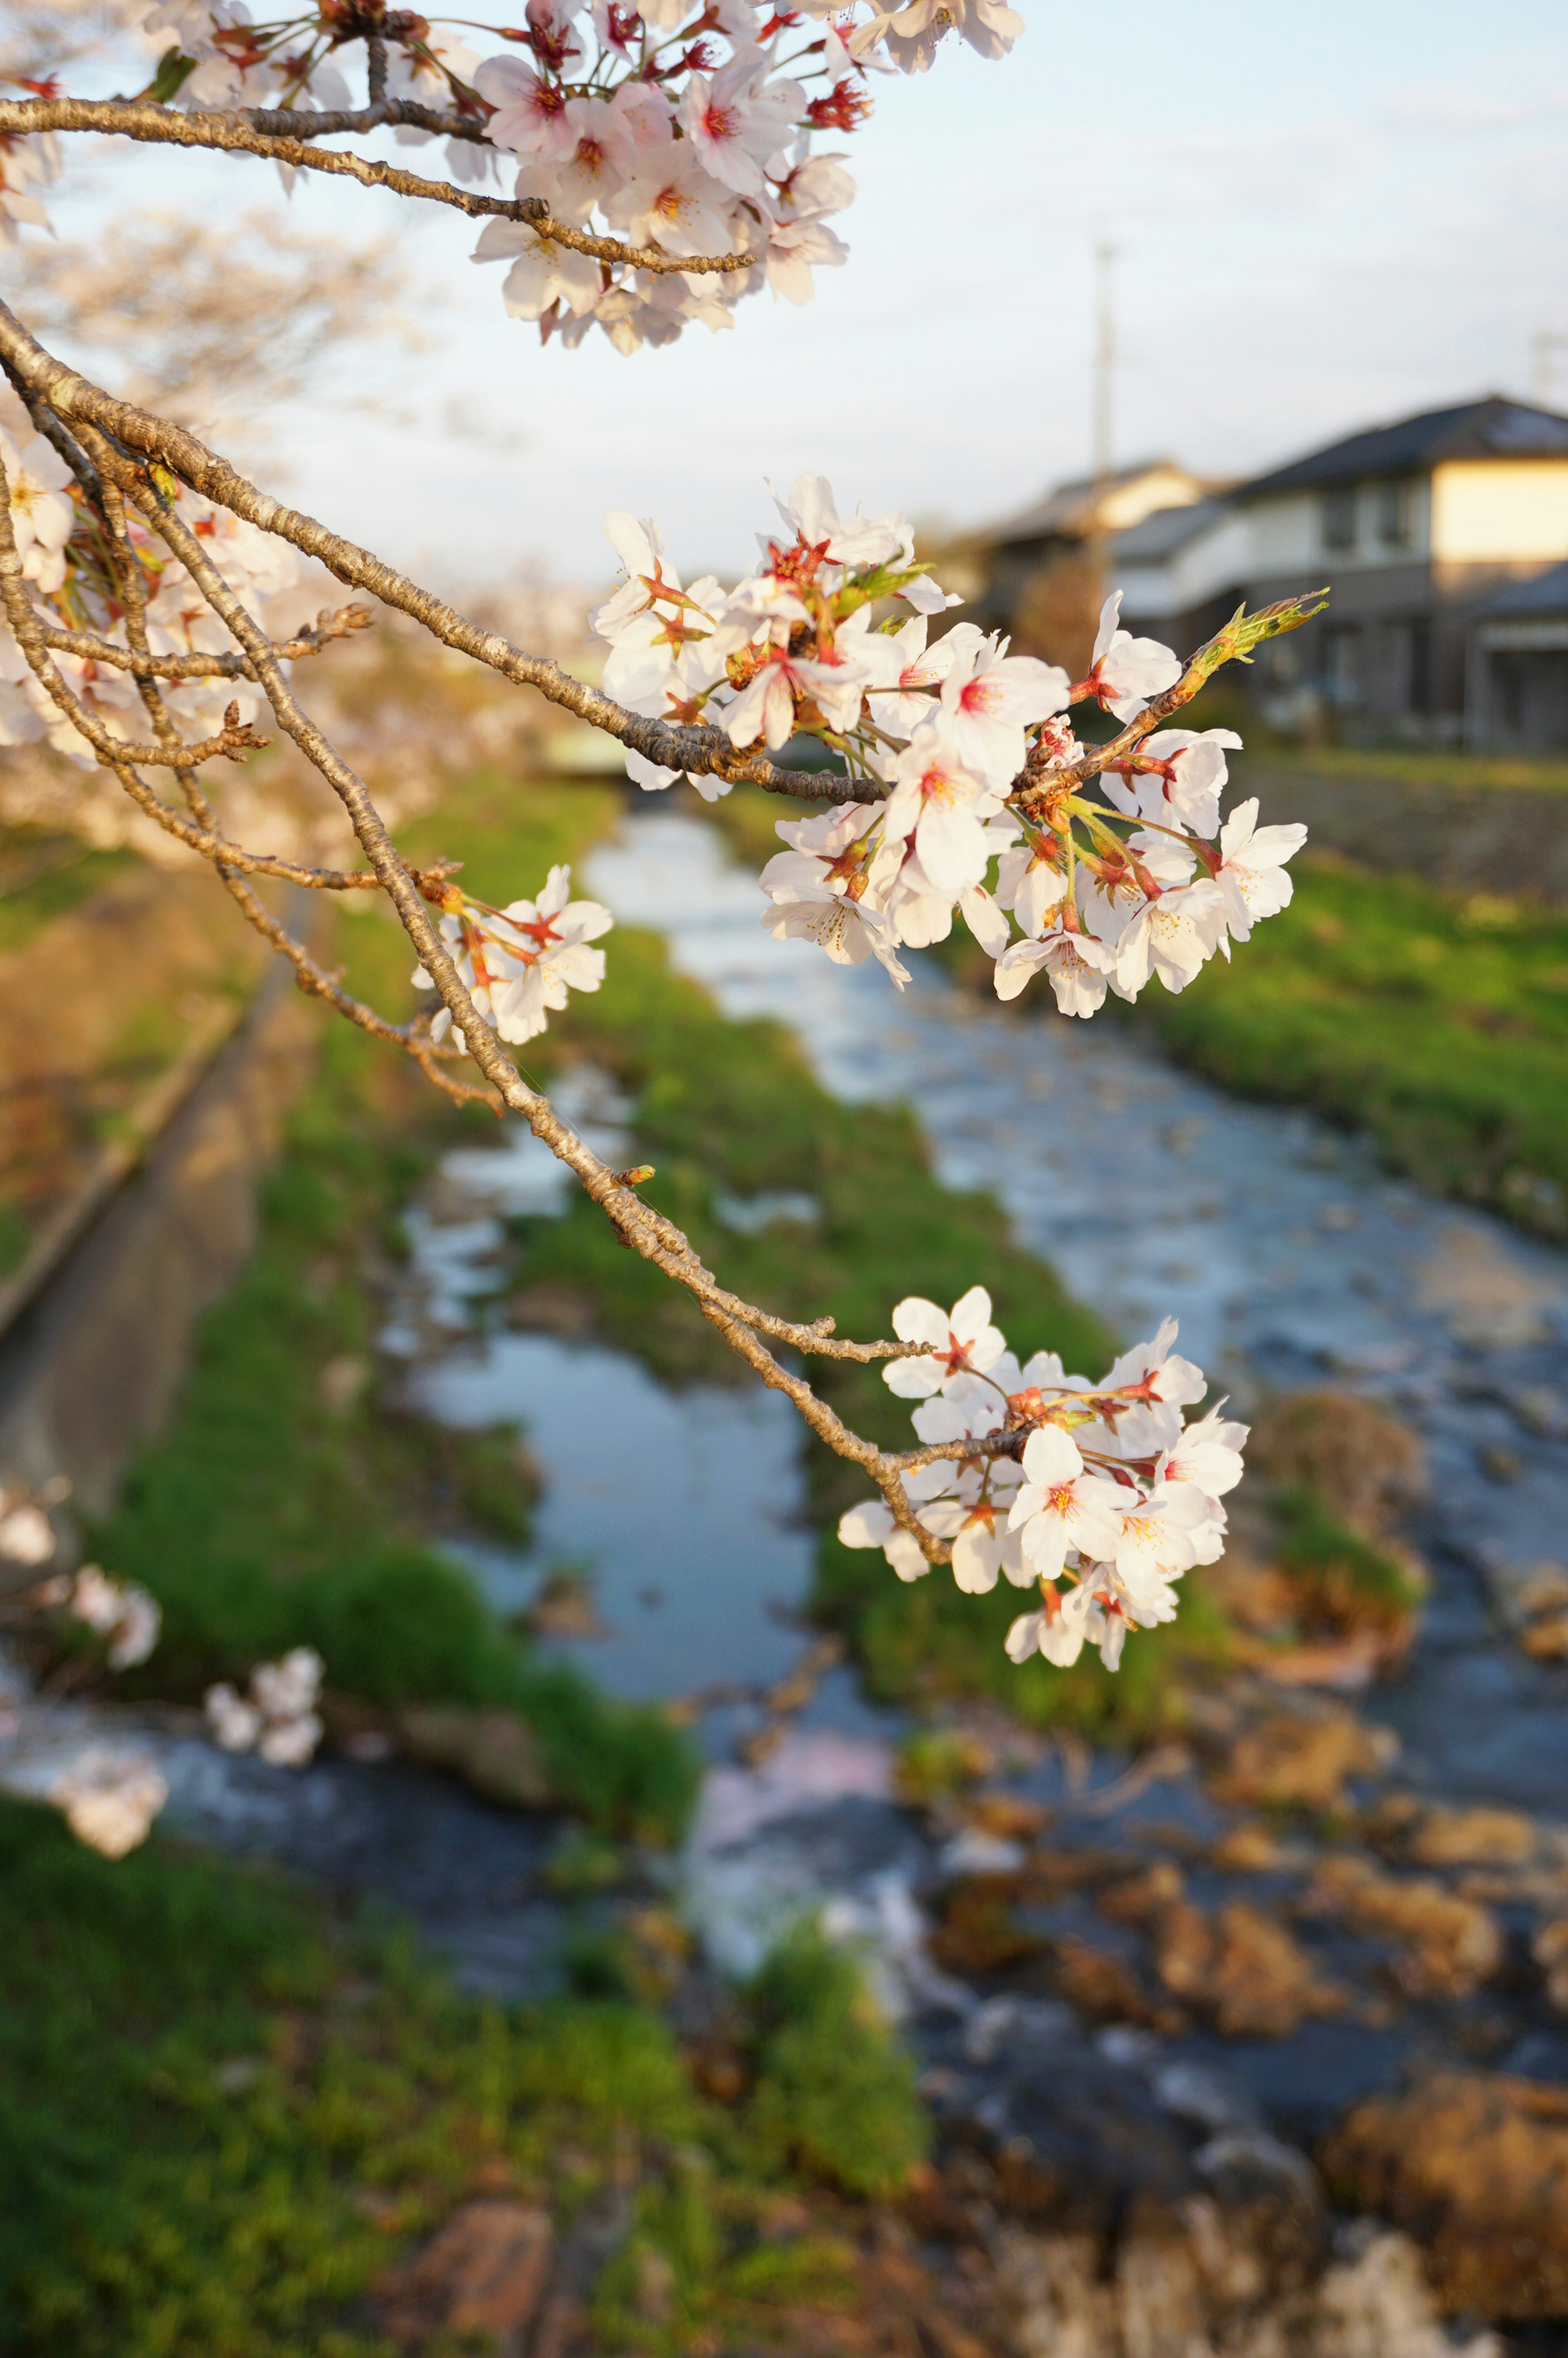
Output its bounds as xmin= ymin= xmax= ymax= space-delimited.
xmin=33 ymin=0 xmax=1568 ymax=590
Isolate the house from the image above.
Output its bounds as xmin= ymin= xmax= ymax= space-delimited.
xmin=980 ymin=397 xmax=1568 ymax=748
xmin=1234 ymin=396 xmax=1568 ymax=745
xmin=1464 ymin=562 xmax=1568 ymax=754
xmin=976 ymin=460 xmax=1212 ymax=640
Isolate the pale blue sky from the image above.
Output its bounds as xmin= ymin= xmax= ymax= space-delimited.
xmin=35 ymin=0 xmax=1568 ymax=587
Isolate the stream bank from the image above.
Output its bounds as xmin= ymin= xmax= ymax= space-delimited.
xmin=9 ymin=788 xmax=1568 ymax=2351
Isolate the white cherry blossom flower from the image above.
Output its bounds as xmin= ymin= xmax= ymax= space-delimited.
xmin=880 ymin=714 xmax=1001 ymax=897
xmin=1111 ymin=879 xmax=1226 ymax=998
xmin=473 ymin=213 xmax=602 ymax=319
xmin=854 ymin=0 xmax=1025 ymax=72
xmin=205 ymin=1682 xmax=264 ymax=1750
xmin=938 ymin=633 xmax=1069 ymax=789
xmin=0 ymin=1498 xmax=54 ymax=1563
xmin=767 ymin=470 xmax=914 ymax=571
xmin=608 ymin=149 xmax=737 ymax=257
xmin=530 ymin=96 xmax=639 ymax=222
xmin=762 ymin=883 xmax=911 ymax=986
xmin=1078 ymin=591 xmax=1183 ymax=724
xmin=64 ymin=1566 xmax=162 ymax=1668
xmin=763 ymin=213 xmax=850 ymax=304
xmin=995 ymin=833 xmax=1071 ymax=938
xmin=1105 ymin=726 xmax=1243 ymax=841
xmin=1110 ymin=1480 xmax=1214 ymax=1603
xmin=473 ymin=55 xmax=579 ymax=160
xmin=680 ymin=57 xmax=802 ymax=197
xmin=0 ymin=428 xmax=74 ymax=594
xmin=1098 ymin=1317 xmax=1208 ymax=1454
xmin=1159 ymin=1403 xmax=1248 ymax=1500
xmin=51 ymin=1748 xmax=168 ymax=1857
xmin=837 ymin=1498 xmax=929 ymax=1580
xmin=724 ymin=634 xmax=869 ymax=749
xmin=994 ymin=924 xmax=1115 ymax=1017
xmin=949 ymin=1497 xmax=1032 ymax=1592
xmin=490 ymin=868 xmax=614 ymax=1045
xmin=1212 ymin=798 xmax=1309 ymax=946
xmin=1006 ymin=1423 xmax=1125 ymax=1580
xmin=1005 ymin=1577 xmax=1109 ymax=1668
xmin=884 ymin=1284 xmax=1006 ymax=1398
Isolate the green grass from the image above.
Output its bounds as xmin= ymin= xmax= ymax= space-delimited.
xmin=0 ymin=836 xmax=132 ymax=957
xmin=1134 ymin=853 xmax=1568 ymax=1236
xmin=1256 ymin=744 xmax=1568 ymax=793
xmin=0 ymin=1795 xmax=924 ymax=2357
xmin=91 ymin=777 xmax=696 ymax=1844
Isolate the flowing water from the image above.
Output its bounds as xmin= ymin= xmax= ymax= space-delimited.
xmin=578 ymin=813 xmax=1568 ymax=1806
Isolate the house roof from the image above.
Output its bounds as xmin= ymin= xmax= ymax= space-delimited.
xmin=1109 ymin=498 xmax=1229 ymax=563
xmin=984 ymin=460 xmax=1198 ymax=548
xmin=1236 ymin=396 xmax=1568 ymax=503
xmin=1468 ymin=559 xmax=1568 ymax=621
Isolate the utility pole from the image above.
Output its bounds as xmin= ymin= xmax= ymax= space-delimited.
xmin=1087 ymin=238 xmax=1116 ymax=623
xmin=1533 ymin=330 xmax=1568 ymax=406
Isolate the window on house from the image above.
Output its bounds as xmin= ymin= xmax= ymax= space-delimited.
xmin=1321 ymin=623 xmax=1363 ymax=707
xmin=1376 ymin=480 xmax=1414 ymax=548
xmin=1321 ymin=487 xmax=1357 ymax=551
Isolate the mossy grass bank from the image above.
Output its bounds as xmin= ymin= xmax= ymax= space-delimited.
xmin=721 ymin=766 xmax=1568 ymax=1244
xmin=0 ymin=1797 xmax=924 ymax=2356
xmin=93 ymin=775 xmax=695 ymax=1844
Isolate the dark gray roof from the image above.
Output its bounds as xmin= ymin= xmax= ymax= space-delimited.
xmin=1109 ymin=497 xmax=1229 ymax=562
xmin=1469 ymin=560 xmax=1568 ymax=621
xmin=1236 ymin=397 xmax=1568 ymax=502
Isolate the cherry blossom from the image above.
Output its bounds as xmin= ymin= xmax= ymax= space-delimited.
xmin=51 ymin=1748 xmax=168 ymax=1857
xmin=883 ymin=1284 xmax=1007 ymax=1399
xmin=994 ymin=924 xmax=1115 ymax=1018
xmin=837 ymin=1497 xmax=929 ymax=1581
xmin=938 ymin=633 xmax=1069 ymax=787
xmin=1210 ymin=797 xmax=1309 ymax=946
xmin=879 ymin=716 xmax=1002 ymax=897
xmin=0 ymin=426 xmax=74 ymax=594
xmin=762 ymin=875 xmax=911 ymax=985
xmin=61 ymin=1565 xmax=162 ymax=1669
xmin=205 ymin=1648 xmax=324 ymax=1767
xmin=1006 ymin=1424 xmax=1124 ymax=1581
xmin=1111 ymin=878 xmax=1227 ymax=999
xmin=411 ymin=869 xmax=612 ymax=1050
xmin=0 ymin=1494 xmax=55 ymax=1565
xmin=1075 ymin=591 xmax=1183 ymax=725
xmin=994 ymin=830 xmax=1071 ymax=939
xmin=680 ymin=56 xmax=802 ymax=198
xmin=852 ymin=0 xmax=1024 ymax=71
xmin=472 ymin=54 xmax=579 ymax=161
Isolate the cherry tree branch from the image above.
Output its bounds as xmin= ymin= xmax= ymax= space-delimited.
xmin=0 ymin=300 xmax=857 ymax=803
xmin=34 ymin=601 xmax=375 ymax=682
xmin=0 ymin=98 xmax=757 ymax=274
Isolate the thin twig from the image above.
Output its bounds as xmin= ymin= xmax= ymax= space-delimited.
xmin=0 ymin=98 xmax=756 ymax=274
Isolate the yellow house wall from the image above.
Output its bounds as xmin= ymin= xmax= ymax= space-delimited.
xmin=1430 ymin=462 xmax=1568 ymax=562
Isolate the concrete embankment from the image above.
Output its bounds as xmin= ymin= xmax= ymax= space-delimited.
xmin=1247 ymin=761 xmax=1568 ymax=902
xmin=0 ymin=943 xmax=319 ymax=1530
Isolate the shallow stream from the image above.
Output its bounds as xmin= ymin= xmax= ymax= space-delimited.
xmin=394 ymin=808 xmax=1568 ymax=1811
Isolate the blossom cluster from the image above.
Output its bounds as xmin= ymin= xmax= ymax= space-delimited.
xmin=839 ymin=1289 xmax=1247 ymax=1674
xmin=0 ymin=420 xmax=301 ymax=760
xmin=0 ymin=1482 xmax=56 ymax=1566
xmin=590 ymin=476 xmax=1310 ymax=1009
xmin=107 ymin=0 xmax=1020 ymax=354
xmin=51 ymin=1747 xmax=169 ymax=1857
xmin=409 ymin=861 xmax=612 ymax=1051
xmin=37 ymin=1564 xmax=163 ymax=1670
xmin=205 ymin=1645 xmax=325 ymax=1766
